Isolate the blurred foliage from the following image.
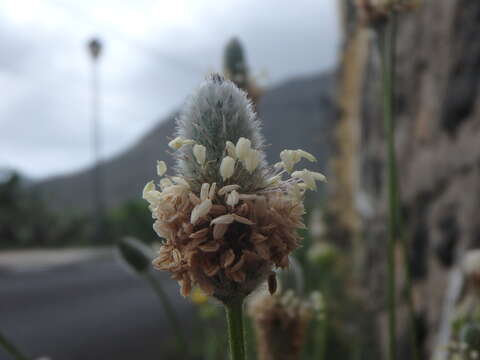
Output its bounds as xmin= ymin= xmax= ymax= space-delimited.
xmin=106 ymin=199 xmax=156 ymax=244
xmin=223 ymin=37 xmax=262 ymax=106
xmin=0 ymin=172 xmax=90 ymax=248
xmin=224 ymin=37 xmax=249 ymax=91
xmin=293 ymin=202 xmax=381 ymax=360
xmin=0 ymin=172 xmax=156 ymax=248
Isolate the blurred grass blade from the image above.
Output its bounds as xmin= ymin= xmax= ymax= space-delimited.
xmin=144 ymin=272 xmax=188 ymax=355
xmin=0 ymin=331 xmax=30 ymax=360
xmin=116 ymin=237 xmax=188 ymax=355
xmin=117 ymin=236 xmax=153 ymax=274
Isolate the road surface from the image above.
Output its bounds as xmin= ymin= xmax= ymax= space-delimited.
xmin=0 ymin=249 xmax=194 ymax=360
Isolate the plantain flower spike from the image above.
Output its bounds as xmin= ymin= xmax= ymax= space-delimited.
xmin=248 ymin=289 xmax=315 ymax=360
xmin=143 ymin=73 xmax=326 ymax=304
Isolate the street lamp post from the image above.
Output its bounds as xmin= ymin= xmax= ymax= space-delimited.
xmin=87 ymin=38 xmax=105 ymax=243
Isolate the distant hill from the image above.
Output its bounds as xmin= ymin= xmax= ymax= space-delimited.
xmin=35 ymin=72 xmax=336 ymax=213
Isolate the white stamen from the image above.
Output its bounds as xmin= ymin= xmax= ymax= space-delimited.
xmin=291 ymin=169 xmax=326 ymax=191
xmin=226 ymin=190 xmax=240 ymax=207
xmin=208 ymin=182 xmax=217 ymax=199
xmin=218 ymin=184 xmax=241 ymax=195
xmin=159 ymin=178 xmax=173 ymax=190
xmin=297 ymin=149 xmax=317 ymax=163
xmin=171 ymin=177 xmax=190 ymax=188
xmin=200 ymin=183 xmax=210 ymax=201
xmin=191 ymin=199 xmax=212 ymax=224
xmin=220 ymin=156 xmax=235 ymax=181
xmin=156 ymin=161 xmax=167 ymax=176
xmin=243 ymin=149 xmax=261 ymax=173
xmin=226 ymin=141 xmax=237 ymax=158
xmin=142 ymin=181 xmax=161 ymax=205
xmin=279 ymin=149 xmax=317 ymax=173
xmin=210 ymin=214 xmax=235 ymax=225
xmin=143 ymin=180 xmax=155 ymax=197
xmin=168 ymin=136 xmax=195 ymax=150
xmin=235 ymin=137 xmax=252 ymax=161
xmin=193 ymin=144 xmax=206 ymax=165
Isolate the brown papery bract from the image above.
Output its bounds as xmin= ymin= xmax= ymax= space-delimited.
xmin=151 ymin=183 xmax=305 ymax=304
xmin=248 ymin=291 xmax=312 ymax=360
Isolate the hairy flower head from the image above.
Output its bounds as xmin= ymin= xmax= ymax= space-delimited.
xmin=143 ymin=74 xmax=326 ymax=303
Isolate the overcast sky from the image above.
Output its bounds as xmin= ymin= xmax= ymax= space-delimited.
xmin=0 ymin=0 xmax=340 ymax=179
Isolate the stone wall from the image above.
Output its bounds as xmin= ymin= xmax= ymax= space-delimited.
xmin=331 ymin=0 xmax=480 ymax=357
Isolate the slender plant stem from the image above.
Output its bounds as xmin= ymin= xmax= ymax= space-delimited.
xmin=313 ymin=281 xmax=328 ymax=360
xmin=225 ymin=298 xmax=246 ymax=360
xmin=313 ymin=310 xmax=328 ymax=360
xmin=0 ymin=331 xmax=30 ymax=360
xmin=144 ymin=272 xmax=188 ymax=354
xmin=378 ymin=7 xmax=421 ymax=360
xmin=396 ymin=191 xmax=420 ymax=360
xmin=378 ymin=13 xmax=398 ymax=360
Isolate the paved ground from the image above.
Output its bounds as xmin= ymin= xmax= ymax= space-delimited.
xmin=0 ymin=249 xmax=194 ymax=360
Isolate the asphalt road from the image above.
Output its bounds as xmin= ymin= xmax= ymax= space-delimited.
xmin=0 ymin=252 xmax=194 ymax=360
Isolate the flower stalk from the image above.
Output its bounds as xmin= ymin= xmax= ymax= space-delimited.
xmin=144 ymin=272 xmax=188 ymax=354
xmin=313 ymin=301 xmax=328 ymax=360
xmin=225 ymin=298 xmax=247 ymax=360
xmin=116 ymin=237 xmax=188 ymax=356
xmin=377 ymin=11 xmax=398 ymax=360
xmin=376 ymin=4 xmax=420 ymax=360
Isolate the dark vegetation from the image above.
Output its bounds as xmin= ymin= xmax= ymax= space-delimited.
xmin=0 ymin=172 xmax=155 ymax=248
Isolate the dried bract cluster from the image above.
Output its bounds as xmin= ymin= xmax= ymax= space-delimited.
xmin=248 ymin=290 xmax=318 ymax=360
xmin=143 ymin=74 xmax=325 ymax=303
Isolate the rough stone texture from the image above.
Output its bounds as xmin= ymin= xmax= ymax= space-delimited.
xmin=333 ymin=0 xmax=480 ymax=357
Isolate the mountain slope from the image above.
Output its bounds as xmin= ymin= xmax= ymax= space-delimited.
xmin=36 ymin=72 xmax=335 ymax=212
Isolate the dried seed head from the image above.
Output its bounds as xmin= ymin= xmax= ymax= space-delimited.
xmin=144 ymin=74 xmax=326 ymax=303
xmin=248 ymin=290 xmax=313 ymax=360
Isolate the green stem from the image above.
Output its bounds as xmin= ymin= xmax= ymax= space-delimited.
xmin=144 ymin=272 xmax=188 ymax=354
xmin=378 ymin=14 xmax=397 ymax=360
xmin=0 ymin=331 xmax=30 ymax=360
xmin=313 ymin=283 xmax=328 ymax=360
xmin=314 ymin=311 xmax=328 ymax=360
xmin=205 ymin=327 xmax=218 ymax=360
xmin=225 ymin=298 xmax=246 ymax=360
xmin=397 ymin=198 xmax=420 ymax=360
xmin=378 ymin=8 xmax=421 ymax=360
